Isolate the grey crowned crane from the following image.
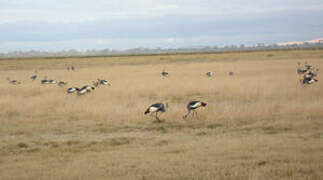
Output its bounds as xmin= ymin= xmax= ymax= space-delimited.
xmin=300 ymin=67 xmax=319 ymax=85
xmin=77 ymin=88 xmax=88 ymax=95
xmin=92 ymin=80 xmax=100 ymax=87
xmin=67 ymin=87 xmax=79 ymax=94
xmin=297 ymin=62 xmax=308 ymax=75
xmin=206 ymin=72 xmax=214 ymax=77
xmin=183 ymin=101 xmax=207 ymax=119
xmin=161 ymin=70 xmax=169 ymax=77
xmin=81 ymin=85 xmax=95 ymax=92
xmin=31 ymin=71 xmax=38 ymax=81
xmin=304 ymin=71 xmax=317 ymax=79
xmin=305 ymin=62 xmax=313 ymax=70
xmin=58 ymin=81 xmax=68 ymax=87
xmin=297 ymin=68 xmax=307 ymax=75
xmin=302 ymin=77 xmax=318 ymax=85
xmin=98 ymin=79 xmax=112 ymax=86
xmin=307 ymin=69 xmax=319 ymax=78
xmin=144 ymin=103 xmax=168 ymax=122
xmin=6 ymin=77 xmax=21 ymax=85
xmin=49 ymin=80 xmax=57 ymax=84
xmin=41 ymin=76 xmax=50 ymax=84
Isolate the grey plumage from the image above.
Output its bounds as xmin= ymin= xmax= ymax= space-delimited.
xmin=31 ymin=71 xmax=38 ymax=81
xmin=58 ymin=81 xmax=68 ymax=87
xmin=81 ymin=85 xmax=95 ymax=92
xmin=7 ymin=77 xmax=21 ymax=85
xmin=77 ymin=88 xmax=88 ymax=95
xmin=67 ymin=87 xmax=79 ymax=93
xmin=302 ymin=77 xmax=318 ymax=84
xmin=144 ymin=103 xmax=168 ymax=122
xmin=99 ymin=79 xmax=112 ymax=86
xmin=183 ymin=101 xmax=207 ymax=119
xmin=161 ymin=70 xmax=169 ymax=77
xmin=298 ymin=62 xmax=319 ymax=85
xmin=206 ymin=72 xmax=214 ymax=77
xmin=48 ymin=80 xmax=57 ymax=84
xmin=93 ymin=79 xmax=112 ymax=87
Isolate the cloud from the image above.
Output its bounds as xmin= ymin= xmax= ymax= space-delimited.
xmin=0 ymin=0 xmax=322 ymax=51
xmin=0 ymin=0 xmax=322 ymax=23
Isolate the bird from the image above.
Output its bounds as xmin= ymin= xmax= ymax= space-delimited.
xmin=67 ymin=87 xmax=79 ymax=94
xmin=98 ymin=79 xmax=112 ymax=86
xmin=302 ymin=77 xmax=318 ymax=85
xmin=161 ymin=69 xmax=169 ymax=77
xmin=297 ymin=68 xmax=307 ymax=75
xmin=58 ymin=81 xmax=68 ymax=87
xmin=228 ymin=72 xmax=234 ymax=76
xmin=77 ymin=88 xmax=88 ymax=95
xmin=297 ymin=62 xmax=308 ymax=75
xmin=183 ymin=101 xmax=207 ymax=119
xmin=41 ymin=76 xmax=49 ymax=84
xmin=48 ymin=80 xmax=57 ymax=84
xmin=307 ymin=69 xmax=319 ymax=78
xmin=303 ymin=71 xmax=317 ymax=79
xmin=144 ymin=103 xmax=168 ymax=122
xmin=81 ymin=85 xmax=95 ymax=92
xmin=31 ymin=70 xmax=38 ymax=81
xmin=92 ymin=80 xmax=100 ymax=87
xmin=305 ymin=62 xmax=313 ymax=70
xmin=206 ymin=71 xmax=214 ymax=77
xmin=6 ymin=77 xmax=21 ymax=85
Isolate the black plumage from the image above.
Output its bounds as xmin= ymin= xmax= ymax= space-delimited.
xmin=183 ymin=101 xmax=207 ymax=119
xmin=144 ymin=103 xmax=167 ymax=122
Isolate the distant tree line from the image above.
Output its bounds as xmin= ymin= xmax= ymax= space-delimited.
xmin=1 ymin=42 xmax=322 ymax=58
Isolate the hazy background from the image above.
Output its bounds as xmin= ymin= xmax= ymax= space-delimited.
xmin=0 ymin=0 xmax=322 ymax=52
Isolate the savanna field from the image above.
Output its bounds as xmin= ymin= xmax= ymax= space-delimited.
xmin=0 ymin=49 xmax=323 ymax=180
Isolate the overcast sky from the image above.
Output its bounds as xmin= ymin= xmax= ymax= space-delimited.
xmin=0 ymin=0 xmax=322 ymax=52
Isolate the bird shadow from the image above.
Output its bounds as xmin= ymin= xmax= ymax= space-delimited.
xmin=152 ymin=119 xmax=166 ymax=123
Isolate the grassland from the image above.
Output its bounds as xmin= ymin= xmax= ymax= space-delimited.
xmin=0 ymin=49 xmax=323 ymax=180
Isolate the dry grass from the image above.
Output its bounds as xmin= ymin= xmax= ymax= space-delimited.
xmin=0 ymin=49 xmax=323 ymax=179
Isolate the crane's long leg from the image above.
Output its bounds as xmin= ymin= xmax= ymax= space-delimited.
xmin=155 ymin=112 xmax=161 ymax=122
xmin=183 ymin=110 xmax=191 ymax=119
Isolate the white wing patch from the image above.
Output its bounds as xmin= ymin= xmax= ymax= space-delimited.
xmin=191 ymin=102 xmax=200 ymax=108
xmin=149 ymin=106 xmax=159 ymax=113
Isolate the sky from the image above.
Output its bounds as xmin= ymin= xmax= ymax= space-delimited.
xmin=0 ymin=0 xmax=322 ymax=52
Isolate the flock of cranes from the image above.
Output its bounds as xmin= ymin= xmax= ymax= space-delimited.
xmin=6 ymin=68 xmax=231 ymax=86
xmin=4 ymin=61 xmax=319 ymax=123
xmin=297 ymin=62 xmax=319 ymax=85
xmin=67 ymin=79 xmax=112 ymax=96
xmin=6 ymin=66 xmax=112 ymax=97
xmin=162 ymin=70 xmax=233 ymax=78
xmin=144 ymin=61 xmax=319 ymax=122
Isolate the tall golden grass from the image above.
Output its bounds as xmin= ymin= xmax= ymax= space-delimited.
xmin=0 ymin=49 xmax=322 ymax=179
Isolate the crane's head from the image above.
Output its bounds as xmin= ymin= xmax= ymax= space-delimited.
xmin=201 ymin=102 xmax=207 ymax=107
